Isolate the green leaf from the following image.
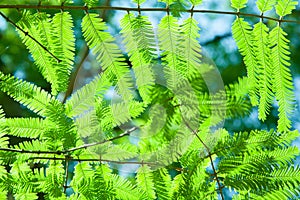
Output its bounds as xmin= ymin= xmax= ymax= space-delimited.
xmin=82 ymin=13 xmax=133 ymax=100
xmin=120 ymin=13 xmax=156 ymax=103
xmin=17 ymin=12 xmax=60 ymax=94
xmin=51 ymin=11 xmax=75 ymax=93
xmin=232 ymin=17 xmax=259 ymax=106
xmin=136 ymin=165 xmax=156 ymax=199
xmin=158 ymin=15 xmax=184 ymax=89
xmin=231 ymin=0 xmax=248 ymax=10
xmin=0 ymin=71 xmax=62 ymax=117
xmin=275 ymin=0 xmax=298 ymax=17
xmin=5 ymin=118 xmax=45 ymax=139
xmin=252 ymin=22 xmax=273 ymax=121
xmin=256 ymin=0 xmax=277 ymax=13
xmin=270 ymin=26 xmax=295 ymax=132
xmin=65 ymin=74 xmax=111 ymax=117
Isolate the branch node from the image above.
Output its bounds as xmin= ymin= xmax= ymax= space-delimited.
xmin=138 ymin=4 xmax=141 ymax=15
xmin=191 ymin=5 xmax=194 ymax=17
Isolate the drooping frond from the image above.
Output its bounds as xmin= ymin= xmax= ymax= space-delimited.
xmin=70 ymin=162 xmax=94 ymax=199
xmin=158 ymin=15 xmax=184 ymax=89
xmin=275 ymin=0 xmax=298 ymax=17
xmin=10 ymin=162 xmax=39 ymax=195
xmin=252 ymin=22 xmax=273 ymax=121
xmin=81 ymin=13 xmax=133 ymax=100
xmin=256 ymin=0 xmax=277 ymax=13
xmin=109 ymin=174 xmax=142 ymax=200
xmin=51 ymin=11 xmax=75 ymax=93
xmin=232 ymin=17 xmax=258 ymax=106
xmin=120 ymin=13 xmax=156 ymax=103
xmin=65 ymin=74 xmax=111 ymax=117
xmin=40 ymin=161 xmax=64 ymax=198
xmin=153 ymin=168 xmax=172 ymax=200
xmin=136 ymin=165 xmax=156 ymax=199
xmin=5 ymin=118 xmax=45 ymax=139
xmin=180 ymin=17 xmax=202 ymax=79
xmin=17 ymin=11 xmax=59 ymax=94
xmin=0 ymin=71 xmax=61 ymax=117
xmin=269 ymin=26 xmax=295 ymax=132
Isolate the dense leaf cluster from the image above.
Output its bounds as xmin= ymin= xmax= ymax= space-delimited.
xmin=0 ymin=0 xmax=299 ymax=199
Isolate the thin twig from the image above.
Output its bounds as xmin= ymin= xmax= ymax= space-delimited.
xmin=182 ymin=118 xmax=225 ymax=200
xmin=0 ymin=127 xmax=138 ymax=155
xmin=64 ymin=126 xmax=138 ymax=153
xmin=62 ymin=0 xmax=110 ymax=103
xmin=0 ymin=5 xmax=299 ymax=24
xmin=63 ymin=155 xmax=70 ymax=193
xmin=0 ymin=147 xmax=64 ymax=155
xmin=62 ymin=44 xmax=89 ymax=103
xmin=29 ymin=156 xmax=156 ymax=165
xmin=0 ymin=12 xmax=61 ymax=62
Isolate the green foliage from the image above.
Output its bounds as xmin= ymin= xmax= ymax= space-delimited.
xmin=0 ymin=0 xmax=299 ymax=199
xmin=231 ymin=0 xmax=248 ymax=10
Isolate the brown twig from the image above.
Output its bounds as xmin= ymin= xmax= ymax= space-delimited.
xmin=29 ymin=156 xmax=156 ymax=165
xmin=0 ymin=127 xmax=138 ymax=155
xmin=64 ymin=126 xmax=138 ymax=153
xmin=62 ymin=0 xmax=111 ymax=103
xmin=62 ymin=44 xmax=89 ymax=103
xmin=0 ymin=5 xmax=299 ymax=24
xmin=182 ymin=118 xmax=225 ymax=200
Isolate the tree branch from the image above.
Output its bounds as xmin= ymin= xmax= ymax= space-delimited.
xmin=182 ymin=118 xmax=225 ymax=200
xmin=0 ymin=12 xmax=62 ymax=62
xmin=64 ymin=126 xmax=138 ymax=153
xmin=0 ymin=127 xmax=138 ymax=155
xmin=29 ymin=156 xmax=156 ymax=165
xmin=0 ymin=5 xmax=299 ymax=24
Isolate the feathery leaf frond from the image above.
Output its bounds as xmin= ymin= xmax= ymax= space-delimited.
xmin=270 ymin=26 xmax=295 ymax=132
xmin=232 ymin=17 xmax=258 ymax=106
xmin=82 ymin=13 xmax=133 ymax=100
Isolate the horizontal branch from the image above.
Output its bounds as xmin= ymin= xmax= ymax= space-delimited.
xmin=29 ymin=156 xmax=156 ymax=165
xmin=64 ymin=126 xmax=138 ymax=153
xmin=0 ymin=5 xmax=299 ymax=24
xmin=0 ymin=147 xmax=64 ymax=155
xmin=0 ymin=127 xmax=137 ymax=155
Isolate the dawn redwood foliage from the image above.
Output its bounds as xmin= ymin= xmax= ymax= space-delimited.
xmin=0 ymin=0 xmax=299 ymax=199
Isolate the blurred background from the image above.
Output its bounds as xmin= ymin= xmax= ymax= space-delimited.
xmin=0 ymin=0 xmax=299 ymax=198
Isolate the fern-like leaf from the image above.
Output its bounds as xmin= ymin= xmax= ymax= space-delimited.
xmin=231 ymin=0 xmax=248 ymax=10
xmin=256 ymin=0 xmax=277 ymax=13
xmin=0 ymin=71 xmax=62 ymax=117
xmin=275 ymin=0 xmax=298 ymax=17
xmin=82 ymin=13 xmax=133 ymax=100
xmin=253 ymin=22 xmax=273 ymax=121
xmin=5 ymin=118 xmax=45 ymax=139
xmin=232 ymin=17 xmax=258 ymax=106
xmin=136 ymin=165 xmax=156 ymax=199
xmin=65 ymin=74 xmax=111 ymax=117
xmin=153 ymin=168 xmax=172 ymax=200
xmin=158 ymin=15 xmax=184 ymax=89
xmin=120 ymin=13 xmax=156 ymax=103
xmin=17 ymin=12 xmax=59 ymax=94
xmin=51 ymin=11 xmax=75 ymax=93
xmin=270 ymin=26 xmax=294 ymax=132
xmin=180 ymin=17 xmax=202 ymax=79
